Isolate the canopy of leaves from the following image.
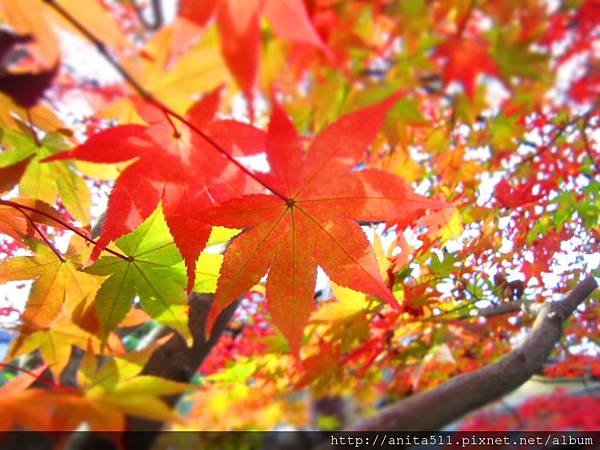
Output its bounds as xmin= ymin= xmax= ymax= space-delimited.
xmin=0 ymin=0 xmax=598 ymax=437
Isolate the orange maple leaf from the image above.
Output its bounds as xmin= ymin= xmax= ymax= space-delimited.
xmin=203 ymin=94 xmax=445 ymax=353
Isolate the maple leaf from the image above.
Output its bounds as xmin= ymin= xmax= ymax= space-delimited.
xmin=0 ymin=238 xmax=100 ymax=334
xmin=8 ymin=312 xmax=124 ymax=377
xmin=0 ymin=156 xmax=32 ymax=194
xmin=310 ymin=283 xmax=370 ymax=352
xmin=433 ymin=146 xmax=482 ymax=188
xmin=1 ymin=0 xmax=134 ymax=68
xmin=100 ymin=26 xmax=231 ymax=121
xmin=171 ymin=0 xmax=327 ymax=101
xmin=0 ymin=235 xmax=128 ymax=375
xmin=522 ymin=229 xmax=566 ymax=281
xmin=202 ymin=95 xmax=445 ymax=353
xmin=296 ymin=342 xmax=341 ymax=388
xmin=47 ymin=89 xmax=266 ymax=291
xmin=0 ymin=197 xmax=71 ymax=244
xmin=434 ymin=37 xmax=499 ymax=99
xmin=0 ymin=0 xmax=59 ymax=68
xmin=0 ymin=91 xmax=64 ymax=133
xmin=495 ymin=178 xmax=544 ymax=209
xmin=0 ymin=129 xmax=92 ymax=224
xmin=85 ymin=207 xmax=191 ymax=343
xmin=64 ymin=350 xmax=189 ymax=430
xmin=417 ymin=206 xmax=463 ymax=245
xmin=26 ymin=344 xmax=191 ymax=432
xmin=0 ymin=365 xmax=55 ymax=431
xmin=392 ymin=231 xmax=415 ymax=272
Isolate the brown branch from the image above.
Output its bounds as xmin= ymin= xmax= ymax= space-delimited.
xmin=344 ymin=275 xmax=598 ymax=432
xmin=123 ymin=293 xmax=238 ymax=448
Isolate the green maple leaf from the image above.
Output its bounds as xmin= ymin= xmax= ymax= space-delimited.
xmin=87 ymin=207 xmax=191 ymax=343
xmin=0 ymin=129 xmax=92 ymax=224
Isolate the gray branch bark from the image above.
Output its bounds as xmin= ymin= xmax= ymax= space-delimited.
xmin=477 ymin=301 xmax=522 ymax=317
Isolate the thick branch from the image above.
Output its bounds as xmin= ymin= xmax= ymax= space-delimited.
xmin=477 ymin=301 xmax=522 ymax=317
xmin=65 ymin=294 xmax=238 ymax=450
xmin=345 ymin=275 xmax=598 ymax=431
xmin=123 ymin=293 xmax=238 ymax=447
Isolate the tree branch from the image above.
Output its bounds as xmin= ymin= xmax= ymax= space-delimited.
xmin=65 ymin=293 xmax=238 ymax=450
xmin=345 ymin=275 xmax=598 ymax=431
xmin=477 ymin=301 xmax=522 ymax=317
xmin=131 ymin=0 xmax=163 ymax=31
xmin=123 ymin=293 xmax=238 ymax=448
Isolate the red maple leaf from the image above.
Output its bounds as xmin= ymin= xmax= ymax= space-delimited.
xmin=171 ymin=0 xmax=328 ymax=102
xmin=495 ymin=178 xmax=545 ymax=209
xmin=202 ymin=94 xmax=446 ymax=353
xmin=46 ymin=88 xmax=266 ymax=290
xmin=522 ymin=229 xmax=567 ymax=281
xmin=434 ymin=37 xmax=499 ymax=99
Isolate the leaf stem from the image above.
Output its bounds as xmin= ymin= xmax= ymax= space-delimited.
xmin=41 ymin=0 xmax=290 ymax=202
xmin=25 ymin=110 xmax=41 ymax=147
xmin=455 ymin=0 xmax=475 ymax=38
xmin=0 ymin=363 xmax=79 ymax=394
xmin=162 ymin=109 xmax=181 ymax=138
xmin=0 ymin=199 xmax=131 ymax=262
xmin=12 ymin=205 xmax=65 ymax=262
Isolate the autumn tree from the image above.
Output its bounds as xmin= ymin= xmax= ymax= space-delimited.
xmin=0 ymin=0 xmax=598 ymax=448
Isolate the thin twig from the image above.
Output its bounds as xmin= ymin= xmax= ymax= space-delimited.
xmin=514 ymin=101 xmax=600 ymax=171
xmin=131 ymin=0 xmax=163 ymax=31
xmin=0 ymin=363 xmax=78 ymax=394
xmin=581 ymin=115 xmax=599 ymax=174
xmin=0 ymin=199 xmax=131 ymax=262
xmin=12 ymin=205 xmax=65 ymax=262
xmin=456 ymin=0 xmax=475 ymax=38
